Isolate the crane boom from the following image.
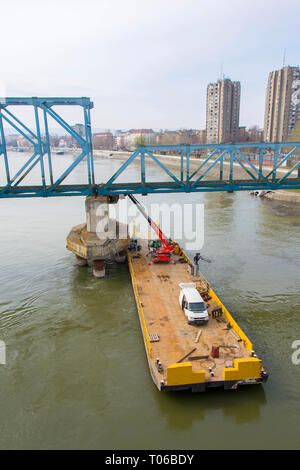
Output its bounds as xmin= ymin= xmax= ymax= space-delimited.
xmin=128 ymin=195 xmax=173 ymax=252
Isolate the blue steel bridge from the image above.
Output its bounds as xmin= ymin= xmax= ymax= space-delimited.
xmin=0 ymin=97 xmax=300 ymax=198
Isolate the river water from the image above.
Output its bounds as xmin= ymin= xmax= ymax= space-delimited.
xmin=0 ymin=152 xmax=300 ymax=449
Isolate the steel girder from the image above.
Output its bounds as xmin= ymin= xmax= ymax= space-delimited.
xmin=0 ymin=98 xmax=300 ymax=198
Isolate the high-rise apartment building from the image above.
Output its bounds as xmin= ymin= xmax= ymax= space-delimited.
xmin=206 ymin=78 xmax=241 ymax=144
xmin=264 ymin=65 xmax=300 ymax=142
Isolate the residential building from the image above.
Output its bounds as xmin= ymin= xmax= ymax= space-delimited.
xmin=155 ymin=129 xmax=207 ymax=146
xmin=114 ymin=131 xmax=128 ymax=150
xmin=125 ymin=129 xmax=156 ymax=150
xmin=206 ymin=78 xmax=241 ymax=144
xmin=198 ymin=129 xmax=207 ymax=144
xmin=58 ymin=136 xmax=73 ymax=148
xmin=72 ymin=123 xmax=85 ymax=137
xmin=238 ymin=126 xmax=247 ymax=142
xmin=247 ymin=127 xmax=263 ymax=142
xmin=5 ymin=134 xmax=19 ymax=147
xmin=238 ymin=126 xmax=263 ymax=143
xmin=93 ymin=131 xmax=114 ymax=150
xmin=17 ymin=136 xmax=32 ymax=148
xmin=114 ymin=129 xmax=156 ymax=150
xmin=177 ymin=129 xmax=206 ymax=145
xmin=156 ymin=130 xmax=180 ymax=146
xmin=264 ymin=65 xmax=300 ymax=142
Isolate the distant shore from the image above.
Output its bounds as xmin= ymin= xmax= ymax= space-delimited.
xmin=255 ymin=189 xmax=300 ymax=204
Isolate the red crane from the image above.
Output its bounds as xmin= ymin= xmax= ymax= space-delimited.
xmin=128 ymin=195 xmax=174 ymax=263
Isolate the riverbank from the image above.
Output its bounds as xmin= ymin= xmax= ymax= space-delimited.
xmin=256 ymin=189 xmax=300 ymax=204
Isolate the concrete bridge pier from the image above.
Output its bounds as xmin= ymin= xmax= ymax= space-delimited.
xmin=75 ymin=255 xmax=88 ymax=267
xmin=66 ymin=196 xmax=129 ymax=277
xmin=114 ymin=249 xmax=127 ymax=264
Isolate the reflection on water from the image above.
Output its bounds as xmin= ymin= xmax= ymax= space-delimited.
xmin=0 ymin=154 xmax=300 ymax=449
xmin=157 ymin=385 xmax=267 ymax=430
xmin=261 ymin=198 xmax=300 ymax=221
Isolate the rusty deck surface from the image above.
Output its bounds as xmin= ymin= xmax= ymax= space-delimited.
xmin=129 ymin=239 xmax=252 ymax=389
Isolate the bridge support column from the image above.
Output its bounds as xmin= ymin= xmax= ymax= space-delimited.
xmin=85 ymin=195 xmax=109 ymax=234
xmin=66 ymin=196 xmax=129 ymax=278
xmin=92 ymin=259 xmax=105 ymax=278
xmin=114 ymin=249 xmax=127 ymax=264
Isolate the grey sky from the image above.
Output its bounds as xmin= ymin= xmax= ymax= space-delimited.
xmin=1 ymin=0 xmax=300 ymax=131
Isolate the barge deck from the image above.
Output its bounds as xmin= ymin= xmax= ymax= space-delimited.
xmin=128 ymin=237 xmax=268 ymax=392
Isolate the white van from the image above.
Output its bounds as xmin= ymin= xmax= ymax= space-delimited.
xmin=178 ymin=283 xmax=209 ymax=325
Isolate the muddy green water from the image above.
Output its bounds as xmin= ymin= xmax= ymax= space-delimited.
xmin=0 ymin=153 xmax=300 ymax=449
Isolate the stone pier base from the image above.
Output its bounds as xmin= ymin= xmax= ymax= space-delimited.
xmin=114 ymin=249 xmax=127 ymax=264
xmin=75 ymin=255 xmax=88 ymax=266
xmin=66 ymin=196 xmax=130 ymax=278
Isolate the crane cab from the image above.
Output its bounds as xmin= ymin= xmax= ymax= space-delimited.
xmin=148 ymin=239 xmax=173 ymax=263
xmin=148 ymin=239 xmax=162 ymax=251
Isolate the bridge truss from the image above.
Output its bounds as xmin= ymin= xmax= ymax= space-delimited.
xmin=0 ymin=97 xmax=300 ymax=197
xmin=0 ymin=97 xmax=94 ymax=198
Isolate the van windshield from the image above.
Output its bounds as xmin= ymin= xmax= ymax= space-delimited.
xmin=189 ymin=302 xmax=205 ymax=312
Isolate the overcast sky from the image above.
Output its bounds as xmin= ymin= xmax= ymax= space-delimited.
xmin=1 ymin=0 xmax=300 ymax=131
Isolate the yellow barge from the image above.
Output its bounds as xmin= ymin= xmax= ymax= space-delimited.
xmin=128 ymin=238 xmax=268 ymax=392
